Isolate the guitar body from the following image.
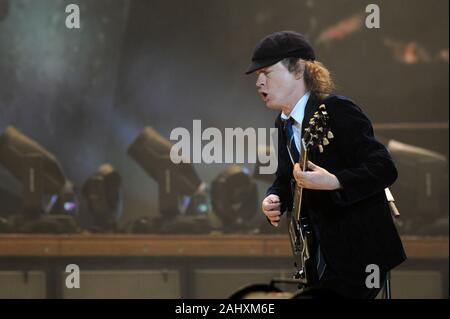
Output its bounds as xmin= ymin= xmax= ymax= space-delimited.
xmin=288 ymin=177 xmax=319 ymax=286
xmin=300 ymin=216 xmax=319 ymax=284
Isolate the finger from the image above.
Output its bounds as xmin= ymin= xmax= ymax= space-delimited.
xmin=270 ymin=216 xmax=281 ymax=222
xmin=296 ymin=171 xmax=310 ymax=187
xmin=265 ymin=202 xmax=281 ymax=210
xmin=296 ymin=180 xmax=305 ymax=188
xmin=308 ymin=160 xmax=318 ymax=170
xmin=266 ymin=195 xmax=280 ymax=203
xmin=293 ymin=165 xmax=303 ymax=178
xmin=265 ymin=209 xmax=281 ymax=217
xmin=295 ymin=170 xmax=308 ymax=181
xmin=293 ymin=164 xmax=300 ymax=178
xmin=265 ymin=210 xmax=281 ymax=217
xmin=270 ymin=218 xmax=280 ymax=227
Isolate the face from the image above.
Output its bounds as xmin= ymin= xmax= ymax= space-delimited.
xmin=255 ymin=61 xmax=300 ymax=111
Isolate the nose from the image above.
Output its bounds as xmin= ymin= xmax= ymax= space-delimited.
xmin=256 ymin=73 xmax=266 ymax=88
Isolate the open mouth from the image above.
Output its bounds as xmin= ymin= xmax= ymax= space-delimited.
xmin=260 ymin=92 xmax=268 ymax=100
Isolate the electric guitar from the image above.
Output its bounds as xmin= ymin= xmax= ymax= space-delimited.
xmin=287 ymin=104 xmax=333 ymax=287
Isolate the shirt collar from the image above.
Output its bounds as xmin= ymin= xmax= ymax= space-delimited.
xmin=280 ymin=91 xmax=310 ymax=123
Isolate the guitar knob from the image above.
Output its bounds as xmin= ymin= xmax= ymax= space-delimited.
xmin=298 ymin=269 xmax=305 ymax=279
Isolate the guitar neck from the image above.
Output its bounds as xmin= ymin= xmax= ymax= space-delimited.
xmin=293 ymin=140 xmax=308 ymax=221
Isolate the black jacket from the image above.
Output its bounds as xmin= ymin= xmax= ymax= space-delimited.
xmin=267 ymin=94 xmax=406 ymax=284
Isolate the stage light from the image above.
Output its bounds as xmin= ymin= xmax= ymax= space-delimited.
xmin=0 ymin=126 xmax=79 ymax=233
xmin=127 ymin=127 xmax=202 ymax=220
xmin=210 ymin=165 xmax=258 ymax=232
xmin=46 ymin=180 xmax=78 ymax=216
xmin=0 ymin=178 xmax=22 ymax=218
xmin=0 ymin=126 xmax=66 ymax=217
xmin=387 ymin=139 xmax=449 ymax=235
xmin=81 ymin=163 xmax=123 ymax=232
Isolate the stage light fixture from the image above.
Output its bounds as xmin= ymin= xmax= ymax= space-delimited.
xmin=127 ymin=126 xmax=202 ymax=220
xmin=81 ymin=163 xmax=123 ymax=232
xmin=210 ymin=165 xmax=258 ymax=232
xmin=46 ymin=179 xmax=78 ymax=216
xmin=0 ymin=126 xmax=79 ymax=233
xmin=0 ymin=126 xmax=66 ymax=216
xmin=387 ymin=139 xmax=449 ymax=235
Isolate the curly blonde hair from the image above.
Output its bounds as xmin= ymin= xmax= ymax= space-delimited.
xmin=281 ymin=58 xmax=335 ymax=100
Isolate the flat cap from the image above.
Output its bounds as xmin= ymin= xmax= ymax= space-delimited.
xmin=245 ymin=31 xmax=315 ymax=74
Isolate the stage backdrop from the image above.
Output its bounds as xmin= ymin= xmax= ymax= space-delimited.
xmin=0 ymin=0 xmax=448 ymax=232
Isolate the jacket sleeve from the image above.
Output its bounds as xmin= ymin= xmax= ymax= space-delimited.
xmin=265 ymin=116 xmax=293 ymax=213
xmin=328 ymin=98 xmax=398 ymax=207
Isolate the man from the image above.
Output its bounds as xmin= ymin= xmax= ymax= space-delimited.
xmin=246 ymin=31 xmax=406 ymax=299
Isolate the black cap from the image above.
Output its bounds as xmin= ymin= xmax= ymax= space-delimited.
xmin=245 ymin=31 xmax=315 ymax=74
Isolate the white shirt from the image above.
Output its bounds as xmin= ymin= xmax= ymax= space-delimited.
xmin=280 ymin=91 xmax=310 ymax=155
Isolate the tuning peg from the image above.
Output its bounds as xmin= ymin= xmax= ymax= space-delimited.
xmin=319 ymin=104 xmax=326 ymax=110
xmin=318 ymin=145 xmax=324 ymax=153
xmin=304 ymin=127 xmax=310 ymax=132
xmin=323 ymin=137 xmax=329 ymax=146
xmin=327 ymin=131 xmax=334 ymax=139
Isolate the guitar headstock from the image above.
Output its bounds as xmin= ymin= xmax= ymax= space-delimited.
xmin=303 ymin=104 xmax=333 ymax=153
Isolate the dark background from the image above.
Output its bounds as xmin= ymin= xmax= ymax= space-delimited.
xmin=0 ymin=0 xmax=448 ymax=231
